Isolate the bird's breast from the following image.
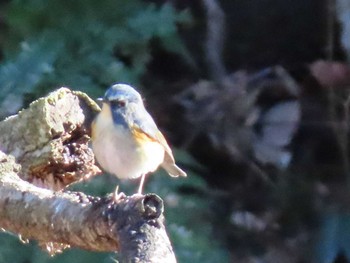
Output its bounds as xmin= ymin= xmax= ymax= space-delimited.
xmin=91 ymin=114 xmax=164 ymax=179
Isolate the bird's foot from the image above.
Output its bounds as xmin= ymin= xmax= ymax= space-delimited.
xmin=112 ymin=185 xmax=126 ymax=201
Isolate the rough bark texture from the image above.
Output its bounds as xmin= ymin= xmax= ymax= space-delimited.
xmin=0 ymin=88 xmax=101 ymax=190
xmin=0 ymin=88 xmax=177 ymax=262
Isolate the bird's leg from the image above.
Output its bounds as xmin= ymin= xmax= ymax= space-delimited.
xmin=112 ymin=185 xmax=125 ymax=201
xmin=114 ymin=185 xmax=120 ymax=198
xmin=138 ymin=174 xmax=146 ymax=194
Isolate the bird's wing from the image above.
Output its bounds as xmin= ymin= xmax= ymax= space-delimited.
xmin=132 ymin=114 xmax=174 ymax=161
xmin=132 ymin=110 xmax=186 ymax=177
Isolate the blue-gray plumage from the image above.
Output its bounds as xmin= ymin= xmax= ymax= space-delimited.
xmin=91 ymin=83 xmax=186 ymax=194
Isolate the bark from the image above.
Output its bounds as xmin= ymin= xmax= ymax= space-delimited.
xmin=0 ymin=88 xmax=176 ymax=262
xmin=0 ymin=88 xmax=101 ymax=190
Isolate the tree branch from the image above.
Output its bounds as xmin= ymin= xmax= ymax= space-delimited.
xmin=0 ymin=88 xmax=177 ymax=262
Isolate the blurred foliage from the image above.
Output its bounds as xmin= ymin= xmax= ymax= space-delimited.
xmin=0 ymin=234 xmax=112 ymax=263
xmin=0 ymin=0 xmax=192 ymax=116
xmin=0 ymin=35 xmax=61 ymax=115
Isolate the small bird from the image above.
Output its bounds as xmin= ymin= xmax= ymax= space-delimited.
xmin=91 ymin=83 xmax=187 ymax=194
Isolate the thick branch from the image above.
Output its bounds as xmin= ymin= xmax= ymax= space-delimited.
xmin=0 ymin=152 xmax=117 ymax=252
xmin=0 ymin=153 xmax=176 ymax=261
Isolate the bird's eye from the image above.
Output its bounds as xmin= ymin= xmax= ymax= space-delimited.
xmin=110 ymin=100 xmax=126 ymax=108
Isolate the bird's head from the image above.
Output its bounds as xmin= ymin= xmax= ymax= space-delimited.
xmin=99 ymin=83 xmax=144 ymax=127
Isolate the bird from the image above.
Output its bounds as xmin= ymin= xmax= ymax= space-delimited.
xmin=91 ymin=83 xmax=187 ymax=195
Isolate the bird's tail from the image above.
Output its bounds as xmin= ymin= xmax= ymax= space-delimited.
xmin=161 ymin=162 xmax=187 ymax=177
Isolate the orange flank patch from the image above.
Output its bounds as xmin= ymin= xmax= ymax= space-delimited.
xmin=131 ymin=127 xmax=158 ymax=145
xmin=131 ymin=126 xmax=174 ymax=161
